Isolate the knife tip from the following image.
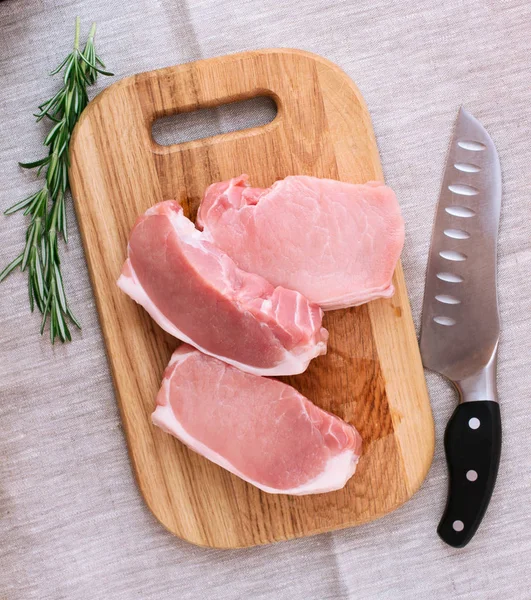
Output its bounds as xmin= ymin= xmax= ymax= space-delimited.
xmin=457 ymin=105 xmax=478 ymax=127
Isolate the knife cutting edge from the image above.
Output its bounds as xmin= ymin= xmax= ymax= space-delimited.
xmin=420 ymin=107 xmax=502 ymax=548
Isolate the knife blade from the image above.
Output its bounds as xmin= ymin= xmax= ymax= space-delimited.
xmin=420 ymin=107 xmax=502 ymax=548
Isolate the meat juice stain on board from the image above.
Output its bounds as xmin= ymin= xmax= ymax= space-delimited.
xmin=280 ymin=331 xmax=394 ymax=445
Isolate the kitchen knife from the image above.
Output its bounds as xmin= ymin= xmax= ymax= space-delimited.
xmin=420 ymin=107 xmax=502 ymax=548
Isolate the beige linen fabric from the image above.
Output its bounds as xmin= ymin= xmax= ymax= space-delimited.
xmin=1 ymin=1 xmax=530 ymax=598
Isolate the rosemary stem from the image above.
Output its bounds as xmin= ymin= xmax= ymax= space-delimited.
xmin=74 ymin=17 xmax=81 ymax=51
xmin=50 ymin=195 xmax=60 ymax=229
xmin=2 ymin=18 xmax=112 ymax=343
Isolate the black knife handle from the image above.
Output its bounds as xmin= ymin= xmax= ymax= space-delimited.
xmin=437 ymin=401 xmax=501 ymax=548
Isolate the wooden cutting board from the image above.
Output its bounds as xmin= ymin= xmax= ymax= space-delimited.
xmin=69 ymin=49 xmax=434 ymax=548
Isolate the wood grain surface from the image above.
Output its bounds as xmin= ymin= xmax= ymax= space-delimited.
xmin=69 ymin=49 xmax=434 ymax=548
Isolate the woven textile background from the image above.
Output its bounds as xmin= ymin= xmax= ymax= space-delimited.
xmin=1 ymin=1 xmax=529 ymax=598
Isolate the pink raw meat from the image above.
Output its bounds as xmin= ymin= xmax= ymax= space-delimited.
xmin=197 ymin=175 xmax=405 ymax=310
xmin=118 ymin=201 xmax=327 ymax=376
xmin=152 ymin=345 xmax=362 ymax=495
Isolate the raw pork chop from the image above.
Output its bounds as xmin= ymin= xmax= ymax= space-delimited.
xmin=197 ymin=175 xmax=405 ymax=310
xmin=152 ymin=345 xmax=362 ymax=495
xmin=118 ymin=201 xmax=327 ymax=376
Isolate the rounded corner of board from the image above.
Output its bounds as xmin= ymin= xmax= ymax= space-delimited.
xmin=77 ymin=75 xmax=133 ymax=121
xmin=140 ymin=497 xmax=203 ymax=548
xmin=246 ymin=48 xmax=360 ymax=86
xmin=70 ymin=82 xmax=122 ymax=149
xmin=262 ymin=48 xmax=343 ymax=70
xmin=139 ymin=489 xmax=242 ymax=549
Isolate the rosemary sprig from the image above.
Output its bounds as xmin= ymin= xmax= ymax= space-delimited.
xmin=0 ymin=17 xmax=112 ymax=343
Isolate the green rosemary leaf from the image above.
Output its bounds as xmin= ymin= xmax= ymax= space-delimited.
xmin=66 ymin=306 xmax=81 ymax=330
xmin=64 ymin=88 xmax=73 ymax=118
xmin=77 ymin=50 xmax=114 ymax=76
xmin=53 ymin=263 xmax=68 ymax=313
xmin=5 ymin=191 xmax=40 ymax=215
xmin=61 ymin=195 xmax=68 ymax=241
xmin=31 ymin=276 xmax=45 ymax=314
xmin=48 ymin=228 xmax=57 ymax=261
xmin=46 ymin=153 xmax=58 ymax=182
xmin=56 ymin=198 xmax=63 ymax=234
xmin=49 ymin=304 xmax=56 ymax=343
xmin=34 ymin=249 xmax=45 ymax=303
xmin=54 ymin=298 xmax=68 ymax=342
xmin=44 ymin=119 xmax=65 ymax=147
xmin=29 ymin=244 xmax=45 ymax=312
xmin=0 ymin=253 xmax=23 ymax=282
xmin=72 ymin=86 xmax=80 ymax=115
xmin=38 ymin=88 xmax=64 ymax=112
xmin=56 ymin=139 xmax=68 ymax=159
xmin=78 ymin=86 xmax=89 ymax=110
xmin=21 ymin=224 xmax=36 ymax=271
xmin=62 ymin=55 xmax=76 ymax=85
xmin=19 ymin=157 xmax=50 ymax=169
xmin=36 ymin=161 xmax=48 ymax=176
xmin=23 ymin=189 xmax=45 ymax=216
xmin=28 ymin=271 xmax=35 ymax=312
xmin=75 ymin=58 xmax=94 ymax=86
xmin=35 ymin=111 xmax=61 ymax=123
xmin=40 ymin=234 xmax=47 ymax=270
xmin=49 ymin=53 xmax=72 ymax=76
xmin=50 ymin=166 xmax=63 ymax=199
xmin=61 ymin=159 xmax=69 ymax=193
xmin=40 ymin=293 xmax=52 ymax=334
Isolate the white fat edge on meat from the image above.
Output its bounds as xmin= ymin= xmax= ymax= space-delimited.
xmin=130 ymin=205 xmax=326 ymax=369
xmin=117 ymin=259 xmax=323 ymax=377
xmin=168 ymin=203 xmax=327 ymax=339
xmin=152 ymin=372 xmax=360 ymax=496
xmin=319 ymin=282 xmax=395 ymax=311
xmin=202 ymin=177 xmax=402 ymax=310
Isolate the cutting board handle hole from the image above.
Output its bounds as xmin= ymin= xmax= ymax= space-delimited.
xmin=151 ymin=96 xmax=277 ymax=147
